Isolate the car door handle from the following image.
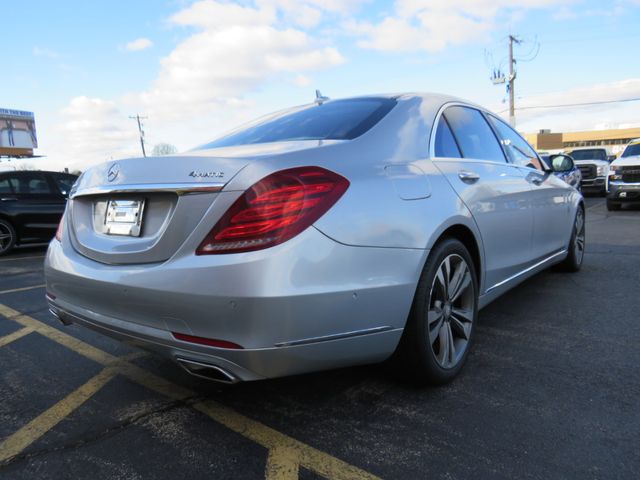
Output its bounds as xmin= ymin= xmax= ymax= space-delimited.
xmin=458 ymin=171 xmax=480 ymax=183
xmin=1 ymin=197 xmax=17 ymax=201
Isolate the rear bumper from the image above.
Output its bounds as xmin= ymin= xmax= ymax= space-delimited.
xmin=45 ymin=227 xmax=424 ymax=381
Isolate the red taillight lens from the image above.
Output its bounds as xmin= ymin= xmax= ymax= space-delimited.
xmin=196 ymin=166 xmax=349 ymax=254
xmin=55 ymin=211 xmax=66 ymax=242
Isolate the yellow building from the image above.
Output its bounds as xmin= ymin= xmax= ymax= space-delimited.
xmin=524 ymin=127 xmax=640 ymax=155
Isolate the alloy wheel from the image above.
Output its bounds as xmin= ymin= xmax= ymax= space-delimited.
xmin=574 ymin=209 xmax=585 ymax=265
xmin=0 ymin=222 xmax=14 ymax=254
xmin=427 ymin=254 xmax=475 ymax=369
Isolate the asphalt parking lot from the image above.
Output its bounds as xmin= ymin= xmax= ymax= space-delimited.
xmin=0 ymin=196 xmax=638 ymax=479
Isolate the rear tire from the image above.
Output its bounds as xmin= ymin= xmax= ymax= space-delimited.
xmin=394 ymin=238 xmax=478 ymax=385
xmin=558 ymin=206 xmax=585 ymax=272
xmin=0 ymin=219 xmax=17 ymax=256
xmin=606 ymin=200 xmax=621 ymax=211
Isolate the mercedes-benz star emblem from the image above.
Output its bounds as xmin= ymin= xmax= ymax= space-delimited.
xmin=107 ymin=163 xmax=120 ymax=182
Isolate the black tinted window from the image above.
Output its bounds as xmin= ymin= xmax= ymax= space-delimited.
xmin=444 ymin=107 xmax=505 ymax=162
xmin=488 ymin=115 xmax=543 ymax=170
xmin=434 ymin=118 xmax=462 ymax=158
xmin=53 ymin=174 xmax=76 ymax=195
xmin=14 ymin=173 xmax=52 ymax=194
xmin=0 ymin=176 xmax=15 ymax=194
xmin=622 ymin=143 xmax=640 ymax=157
xmin=198 ymin=98 xmax=397 ymax=149
xmin=570 ymin=149 xmax=607 ymax=161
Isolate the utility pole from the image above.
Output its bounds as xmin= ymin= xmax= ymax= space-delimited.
xmin=508 ymin=35 xmax=521 ymax=127
xmin=129 ymin=114 xmax=147 ymax=157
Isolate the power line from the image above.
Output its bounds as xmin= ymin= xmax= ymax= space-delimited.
xmin=496 ymin=97 xmax=640 ymax=114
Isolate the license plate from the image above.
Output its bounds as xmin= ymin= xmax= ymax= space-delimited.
xmin=105 ymin=199 xmax=145 ymax=236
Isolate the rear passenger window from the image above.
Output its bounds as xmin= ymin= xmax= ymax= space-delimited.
xmin=443 ymin=106 xmax=506 ymax=162
xmin=14 ymin=173 xmax=52 ymax=194
xmin=488 ymin=115 xmax=544 ymax=170
xmin=434 ymin=118 xmax=462 ymax=158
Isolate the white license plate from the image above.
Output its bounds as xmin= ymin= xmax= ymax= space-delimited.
xmin=105 ymin=199 xmax=145 ymax=236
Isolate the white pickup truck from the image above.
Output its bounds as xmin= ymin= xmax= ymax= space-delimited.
xmin=565 ymin=147 xmax=613 ymax=195
xmin=607 ymin=139 xmax=640 ymax=210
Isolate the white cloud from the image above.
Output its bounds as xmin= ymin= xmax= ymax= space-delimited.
xmin=292 ymin=74 xmax=312 ymax=87
xmin=33 ymin=46 xmax=60 ymax=59
xmin=125 ymin=38 xmax=153 ymax=51
xmin=49 ymin=96 xmax=140 ymax=170
xmin=348 ymin=0 xmax=577 ymax=52
xmin=140 ymin=0 xmax=345 ymax=119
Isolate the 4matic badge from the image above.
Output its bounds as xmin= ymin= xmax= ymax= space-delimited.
xmin=189 ymin=171 xmax=224 ymax=178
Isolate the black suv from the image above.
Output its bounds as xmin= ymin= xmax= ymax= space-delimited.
xmin=0 ymin=170 xmax=77 ymax=256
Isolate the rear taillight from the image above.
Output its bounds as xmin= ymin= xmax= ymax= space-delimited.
xmin=196 ymin=166 xmax=349 ymax=254
xmin=55 ymin=211 xmax=66 ymax=242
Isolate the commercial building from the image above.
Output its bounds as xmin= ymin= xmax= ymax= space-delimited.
xmin=524 ymin=127 xmax=640 ymax=155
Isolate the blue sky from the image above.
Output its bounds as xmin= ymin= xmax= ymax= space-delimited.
xmin=3 ymin=0 xmax=640 ymax=170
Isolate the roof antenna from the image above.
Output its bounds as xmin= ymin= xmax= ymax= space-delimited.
xmin=315 ymin=89 xmax=329 ymax=105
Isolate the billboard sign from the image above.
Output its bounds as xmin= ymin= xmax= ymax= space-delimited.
xmin=0 ymin=108 xmax=37 ymax=157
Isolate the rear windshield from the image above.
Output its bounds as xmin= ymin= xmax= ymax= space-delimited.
xmin=622 ymin=143 xmax=640 ymax=157
xmin=569 ymin=149 xmax=607 ymax=161
xmin=197 ymin=98 xmax=397 ymax=149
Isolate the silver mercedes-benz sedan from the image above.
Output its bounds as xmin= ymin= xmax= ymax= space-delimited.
xmin=45 ymin=93 xmax=585 ymax=384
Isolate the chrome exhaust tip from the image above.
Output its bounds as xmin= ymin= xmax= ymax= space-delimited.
xmin=49 ymin=308 xmax=73 ymax=326
xmin=176 ymin=358 xmax=239 ymax=384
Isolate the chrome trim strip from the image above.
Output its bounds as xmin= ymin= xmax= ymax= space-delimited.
xmin=485 ymin=250 xmax=567 ymax=294
xmin=609 ymin=181 xmax=640 ymax=186
xmin=274 ymin=326 xmax=394 ymax=348
xmin=71 ymin=182 xmax=225 ymax=198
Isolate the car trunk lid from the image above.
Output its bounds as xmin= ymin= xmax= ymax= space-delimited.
xmin=67 ymin=154 xmax=249 ymax=265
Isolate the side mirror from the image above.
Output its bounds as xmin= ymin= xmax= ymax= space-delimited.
xmin=550 ymin=154 xmax=574 ymax=173
xmin=607 ymin=155 xmax=616 ymax=162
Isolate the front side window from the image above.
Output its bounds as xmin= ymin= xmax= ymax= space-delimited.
xmin=197 ymin=98 xmax=397 ymax=149
xmin=434 ymin=117 xmax=462 ymax=158
xmin=0 ymin=176 xmax=15 ymax=194
xmin=443 ymin=106 xmax=506 ymax=162
xmin=488 ymin=115 xmax=544 ymax=170
xmin=53 ymin=174 xmax=76 ymax=195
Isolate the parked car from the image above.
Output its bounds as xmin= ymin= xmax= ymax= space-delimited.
xmin=539 ymin=152 xmax=582 ymax=190
xmin=45 ymin=94 xmax=584 ymax=385
xmin=606 ymin=138 xmax=640 ymax=210
xmin=564 ymin=147 xmax=611 ymax=195
xmin=0 ymin=170 xmax=77 ymax=256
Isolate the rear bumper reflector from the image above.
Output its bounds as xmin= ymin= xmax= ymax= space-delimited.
xmin=172 ymin=332 xmax=244 ymax=350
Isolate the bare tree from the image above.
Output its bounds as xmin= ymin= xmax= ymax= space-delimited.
xmin=17 ymin=162 xmax=37 ymax=171
xmin=152 ymin=143 xmax=178 ymax=156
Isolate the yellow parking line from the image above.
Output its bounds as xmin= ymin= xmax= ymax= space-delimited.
xmin=265 ymin=446 xmax=300 ymax=480
xmin=0 ymin=367 xmax=116 ymax=463
xmin=0 ymin=284 xmax=46 ymax=295
xmin=0 ymin=327 xmax=34 ymax=347
xmin=0 ymin=303 xmax=380 ymax=479
xmin=0 ymin=255 xmax=45 ymax=263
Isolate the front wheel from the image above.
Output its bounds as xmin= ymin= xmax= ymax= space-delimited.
xmin=0 ymin=219 xmax=17 ymax=256
xmin=394 ymin=238 xmax=478 ymax=385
